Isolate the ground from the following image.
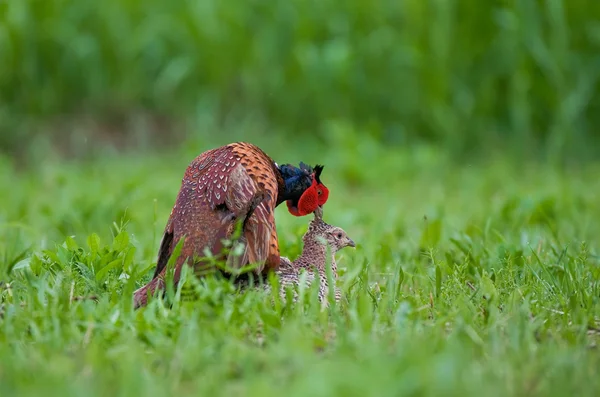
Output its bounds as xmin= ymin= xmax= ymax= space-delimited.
xmin=1 ymin=138 xmax=599 ymax=396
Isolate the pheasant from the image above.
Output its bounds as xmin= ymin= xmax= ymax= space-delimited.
xmin=133 ymin=142 xmax=330 ymax=308
xmin=250 ymin=207 xmax=356 ymax=304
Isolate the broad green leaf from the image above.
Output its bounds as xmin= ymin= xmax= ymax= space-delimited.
xmin=65 ymin=236 xmax=79 ymax=251
xmin=96 ymin=259 xmax=123 ymax=283
xmin=112 ymin=231 xmax=130 ymax=252
xmin=87 ymin=233 xmax=101 ymax=255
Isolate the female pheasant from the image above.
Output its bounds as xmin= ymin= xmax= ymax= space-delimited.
xmin=254 ymin=207 xmax=356 ymax=304
xmin=133 ymin=142 xmax=329 ymax=308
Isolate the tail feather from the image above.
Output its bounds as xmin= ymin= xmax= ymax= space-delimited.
xmin=133 ymin=276 xmax=166 ymax=309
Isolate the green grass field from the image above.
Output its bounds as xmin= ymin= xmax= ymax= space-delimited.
xmin=2 ymin=0 xmax=600 ymax=394
xmin=1 ymin=137 xmax=599 ymax=396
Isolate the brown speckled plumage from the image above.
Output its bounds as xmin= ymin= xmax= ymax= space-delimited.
xmin=264 ymin=209 xmax=355 ymax=304
xmin=133 ymin=142 xmax=289 ymax=309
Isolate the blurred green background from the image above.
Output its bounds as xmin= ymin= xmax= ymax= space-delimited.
xmin=2 ymin=0 xmax=600 ymax=163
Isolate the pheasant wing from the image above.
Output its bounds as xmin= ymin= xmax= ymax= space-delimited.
xmin=222 ymin=162 xmax=276 ymax=272
xmin=230 ymin=143 xmax=282 ymax=272
xmin=151 ymin=146 xmax=234 ymax=279
xmin=152 ymin=143 xmax=281 ymax=279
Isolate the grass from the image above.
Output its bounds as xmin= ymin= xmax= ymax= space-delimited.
xmin=1 ymin=136 xmax=600 ymax=396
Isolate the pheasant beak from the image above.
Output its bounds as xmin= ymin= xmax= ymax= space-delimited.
xmin=346 ymin=238 xmax=356 ymax=248
xmin=313 ymin=205 xmax=324 ymax=220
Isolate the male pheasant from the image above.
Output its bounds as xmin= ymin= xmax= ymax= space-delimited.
xmin=258 ymin=207 xmax=356 ymax=304
xmin=133 ymin=142 xmax=329 ymax=308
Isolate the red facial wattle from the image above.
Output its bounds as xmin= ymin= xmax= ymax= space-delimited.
xmin=316 ymin=183 xmax=329 ymax=206
xmin=297 ymin=184 xmax=319 ymax=215
xmin=286 ymin=200 xmax=302 ymax=216
xmin=286 ymin=177 xmax=330 ymax=217
xmin=286 ymin=183 xmax=318 ymax=217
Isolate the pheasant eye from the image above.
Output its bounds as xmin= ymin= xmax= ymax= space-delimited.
xmin=336 ymin=233 xmax=342 ymax=239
